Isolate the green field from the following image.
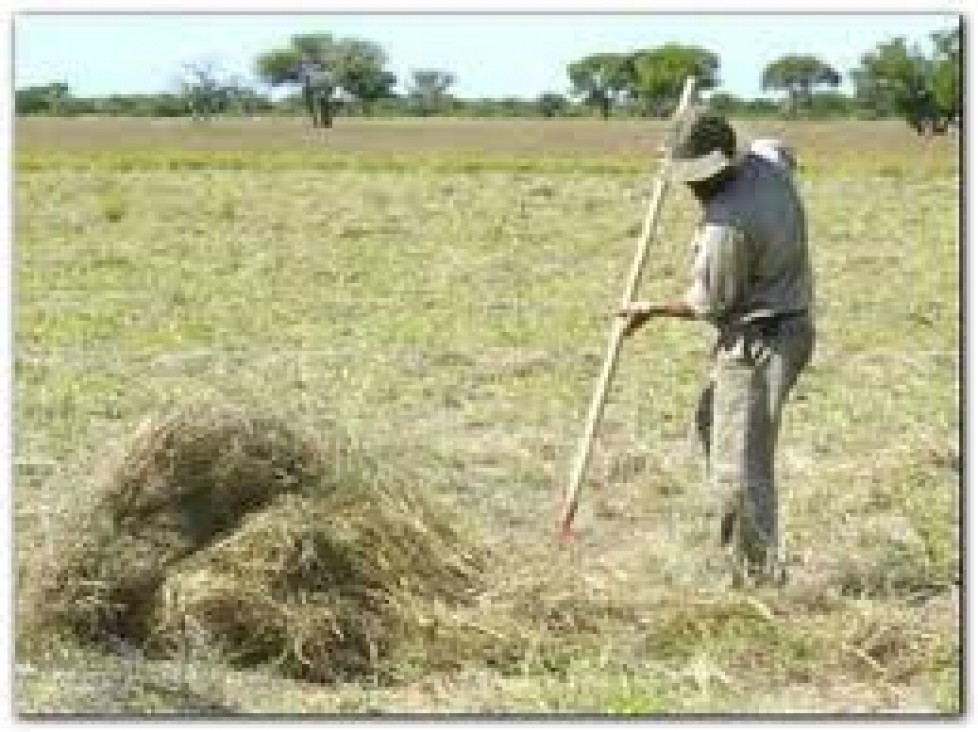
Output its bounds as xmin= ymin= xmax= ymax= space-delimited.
xmin=13 ymin=117 xmax=960 ymax=715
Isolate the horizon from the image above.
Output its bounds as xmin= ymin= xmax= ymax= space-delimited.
xmin=14 ymin=12 xmax=959 ymax=101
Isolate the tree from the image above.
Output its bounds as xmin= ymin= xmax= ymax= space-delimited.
xmin=44 ymin=82 xmax=72 ymax=115
xmin=407 ymin=69 xmax=455 ymax=116
xmin=256 ymin=34 xmax=337 ymax=126
xmin=806 ymin=91 xmax=858 ymax=120
xmin=15 ymin=82 xmax=71 ymax=115
xmin=255 ymin=47 xmax=307 ymax=86
xmin=150 ymin=93 xmax=195 ymax=117
xmin=851 ymin=38 xmax=924 ymax=119
xmin=536 ymin=92 xmax=568 ymax=119
xmin=930 ymin=25 xmax=961 ymax=125
xmin=850 ymin=37 xmax=944 ymax=133
xmin=628 ymin=44 xmax=720 ymax=117
xmin=180 ymin=60 xmax=231 ymax=121
xmin=333 ymin=38 xmax=397 ymax=114
xmin=256 ymin=33 xmax=395 ymax=122
xmin=761 ymin=55 xmax=841 ymax=116
xmin=567 ymin=53 xmax=632 ymax=120
xmin=221 ymin=74 xmax=273 ymax=116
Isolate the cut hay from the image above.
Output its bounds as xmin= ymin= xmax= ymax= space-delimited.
xmin=27 ymin=399 xmax=488 ymax=682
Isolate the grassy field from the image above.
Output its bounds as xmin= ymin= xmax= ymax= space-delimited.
xmin=13 ymin=116 xmax=960 ymax=715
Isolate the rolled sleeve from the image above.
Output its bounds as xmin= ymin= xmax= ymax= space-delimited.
xmin=683 ymin=223 xmax=748 ymax=322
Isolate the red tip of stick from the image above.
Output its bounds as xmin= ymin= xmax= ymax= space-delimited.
xmin=556 ymin=516 xmax=576 ymax=544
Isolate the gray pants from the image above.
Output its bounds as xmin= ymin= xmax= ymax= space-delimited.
xmin=695 ymin=314 xmax=814 ymax=580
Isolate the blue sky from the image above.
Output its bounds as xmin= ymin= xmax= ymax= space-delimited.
xmin=14 ymin=12 xmax=958 ymax=99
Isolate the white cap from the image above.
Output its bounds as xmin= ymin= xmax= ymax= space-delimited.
xmin=750 ymin=138 xmax=796 ymax=170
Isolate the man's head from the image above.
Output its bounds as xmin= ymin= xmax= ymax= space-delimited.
xmin=669 ymin=109 xmax=739 ymax=200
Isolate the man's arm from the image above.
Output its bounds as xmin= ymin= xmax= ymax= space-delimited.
xmin=620 ymin=223 xmax=748 ymax=338
xmin=619 ymin=300 xmax=696 ymax=337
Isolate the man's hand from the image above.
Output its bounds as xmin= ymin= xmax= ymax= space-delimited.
xmin=618 ymin=300 xmax=696 ymax=337
xmin=618 ymin=301 xmax=658 ymax=337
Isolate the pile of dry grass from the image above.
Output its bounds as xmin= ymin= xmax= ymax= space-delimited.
xmin=27 ymin=399 xmax=488 ymax=682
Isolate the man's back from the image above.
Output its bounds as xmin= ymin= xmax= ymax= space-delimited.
xmin=703 ymin=154 xmax=813 ymax=322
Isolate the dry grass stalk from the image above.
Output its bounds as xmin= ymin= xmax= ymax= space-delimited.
xmin=26 ymin=399 xmax=488 ymax=682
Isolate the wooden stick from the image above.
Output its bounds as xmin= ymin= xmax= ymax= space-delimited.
xmin=557 ymin=76 xmax=698 ymax=540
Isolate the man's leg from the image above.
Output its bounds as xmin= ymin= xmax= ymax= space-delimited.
xmin=733 ymin=318 xmax=815 ymax=585
xmin=761 ymin=317 xmax=815 ymax=579
xmin=705 ymin=318 xmax=814 ymax=587
xmin=710 ymin=328 xmax=778 ymax=585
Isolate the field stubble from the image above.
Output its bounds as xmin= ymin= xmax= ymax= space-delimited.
xmin=13 ymin=118 xmax=960 ymax=714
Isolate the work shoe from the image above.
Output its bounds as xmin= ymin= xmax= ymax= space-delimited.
xmin=728 ymin=549 xmax=788 ymax=590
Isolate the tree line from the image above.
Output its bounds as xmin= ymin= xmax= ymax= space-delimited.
xmin=15 ymin=25 xmax=960 ymax=133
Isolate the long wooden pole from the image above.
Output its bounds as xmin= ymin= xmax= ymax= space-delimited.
xmin=557 ymin=76 xmax=698 ymax=540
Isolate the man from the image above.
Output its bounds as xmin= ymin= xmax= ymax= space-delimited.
xmin=620 ymin=110 xmax=815 ymax=587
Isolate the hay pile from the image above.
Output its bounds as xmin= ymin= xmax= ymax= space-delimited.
xmin=29 ymin=399 xmax=487 ymax=682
